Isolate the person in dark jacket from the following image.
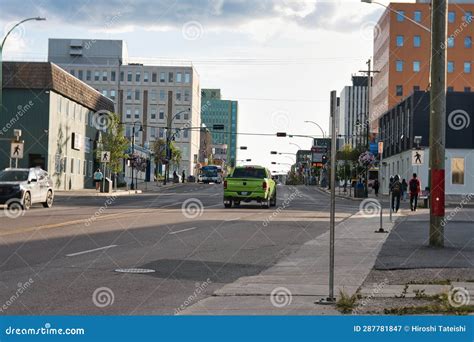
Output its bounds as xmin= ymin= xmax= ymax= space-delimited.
xmin=390 ymin=175 xmax=402 ymax=213
xmin=401 ymin=179 xmax=408 ymax=201
xmin=182 ymin=170 xmax=186 ymax=183
xmin=409 ymin=173 xmax=421 ymax=211
xmin=373 ymin=179 xmax=380 ymax=196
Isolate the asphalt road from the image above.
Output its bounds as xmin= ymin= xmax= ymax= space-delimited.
xmin=0 ymin=183 xmax=361 ymax=315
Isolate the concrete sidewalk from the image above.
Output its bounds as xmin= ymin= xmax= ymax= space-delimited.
xmin=55 ymin=181 xmax=184 ymax=197
xmin=180 ymin=207 xmax=401 ymax=315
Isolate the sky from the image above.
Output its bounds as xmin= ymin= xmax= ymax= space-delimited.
xmin=0 ymin=0 xmax=414 ymax=172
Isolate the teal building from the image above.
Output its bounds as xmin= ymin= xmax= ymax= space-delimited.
xmin=200 ymin=89 xmax=238 ymax=165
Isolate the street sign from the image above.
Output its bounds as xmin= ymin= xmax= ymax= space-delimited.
xmin=412 ymin=149 xmax=424 ymax=165
xmin=10 ymin=142 xmax=24 ymax=159
xmin=101 ymin=151 xmax=111 ymax=163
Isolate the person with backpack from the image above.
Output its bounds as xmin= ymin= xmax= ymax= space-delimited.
xmin=390 ymin=175 xmax=402 ymax=213
xmin=409 ymin=173 xmax=421 ymax=211
xmin=373 ymin=179 xmax=380 ymax=197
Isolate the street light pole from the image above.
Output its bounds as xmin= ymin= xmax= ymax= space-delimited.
xmin=0 ymin=17 xmax=46 ymax=115
xmin=429 ymin=0 xmax=447 ymax=247
xmin=304 ymin=120 xmax=326 ymax=138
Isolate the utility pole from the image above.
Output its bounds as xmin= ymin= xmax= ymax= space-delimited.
xmin=164 ymin=90 xmax=173 ymax=185
xmin=359 ymin=59 xmax=379 ymax=198
xmin=429 ymin=0 xmax=447 ymax=247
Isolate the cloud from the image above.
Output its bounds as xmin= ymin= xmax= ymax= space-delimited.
xmin=0 ymin=0 xmax=379 ymax=33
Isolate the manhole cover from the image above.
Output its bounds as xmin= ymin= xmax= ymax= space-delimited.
xmin=115 ymin=268 xmax=156 ymax=274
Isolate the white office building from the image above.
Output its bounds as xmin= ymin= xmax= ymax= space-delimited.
xmin=48 ymin=39 xmax=201 ymax=177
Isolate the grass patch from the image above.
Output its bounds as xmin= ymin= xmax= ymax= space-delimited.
xmin=384 ymin=292 xmax=474 ymax=315
xmin=407 ymin=279 xmax=452 ymax=285
xmin=336 ymin=290 xmax=359 ymax=314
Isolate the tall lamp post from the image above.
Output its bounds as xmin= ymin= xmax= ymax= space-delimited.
xmin=304 ymin=120 xmax=326 ymax=138
xmin=164 ymin=108 xmax=190 ymax=185
xmin=130 ymin=121 xmax=143 ymax=190
xmin=0 ymin=17 xmax=46 ymax=113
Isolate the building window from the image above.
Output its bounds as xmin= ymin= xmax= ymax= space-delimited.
xmin=160 ymin=72 xmax=165 ymax=83
xmin=86 ymin=70 xmax=91 ymax=81
xmin=70 ymin=69 xmax=75 ymax=76
xmin=144 ymin=72 xmax=149 ymax=82
xmin=183 ymin=130 xmax=188 ymax=139
xmin=126 ymin=109 xmax=131 ymax=119
xmin=452 ymin=158 xmax=464 ymax=184
xmin=396 ymin=60 xmax=404 ymax=72
xmin=448 ymin=61 xmax=454 ymax=73
xmin=447 ymin=36 xmax=454 ymax=48
xmin=396 ymin=10 xmax=405 ymax=22
xmin=413 ymin=35 xmax=421 ymax=47
xmin=159 ymin=109 xmax=165 ymax=120
xmin=413 ymin=85 xmax=420 ymax=92
xmin=175 ymin=111 xmax=181 ymax=120
xmin=168 ymin=72 xmax=174 ymax=83
xmin=185 ymin=72 xmax=191 ymax=83
xmin=151 ymin=108 xmax=157 ymax=119
xmin=135 ymin=89 xmax=140 ymax=101
xmin=464 ymin=87 xmax=471 ymax=92
xmin=120 ymin=71 xmax=124 ymax=82
xmin=448 ymin=11 xmax=455 ymax=23
xmin=111 ymin=71 xmax=116 ymax=82
xmin=414 ymin=10 xmax=421 ymax=22
xmin=184 ymin=111 xmax=189 ymax=120
xmin=464 ymin=62 xmax=471 ymax=73
xmin=465 ymin=11 xmax=473 ymax=23
xmin=151 ymin=89 xmax=157 ymax=101
xmin=70 ymin=158 xmax=74 ymax=174
xmin=159 ymin=90 xmax=166 ymax=102
xmin=184 ymin=89 xmax=190 ymax=102
xmin=396 ymin=85 xmax=403 ymax=96
xmin=94 ymin=71 xmax=100 ymax=81
xmin=447 ymin=86 xmax=454 ymax=92
xmin=102 ymin=71 xmax=108 ymax=81
xmin=127 ymin=71 xmax=132 ymax=82
xmin=110 ymin=90 xmax=116 ymax=100
xmin=413 ymin=61 xmax=420 ymax=72
xmin=102 ymin=90 xmax=108 ymax=97
xmin=134 ymin=109 xmax=140 ymax=119
xmin=127 ymin=89 xmax=132 ymax=100
xmin=159 ymin=128 xmax=164 ymax=138
xmin=465 ymin=36 xmax=472 ymax=48
xmin=176 ymin=90 xmax=182 ymax=101
xmin=135 ymin=72 xmax=141 ymax=82
xmin=396 ymin=35 xmax=404 ymax=47
xmin=152 ymin=72 xmax=157 ymax=82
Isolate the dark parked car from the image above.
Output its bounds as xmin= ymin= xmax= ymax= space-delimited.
xmin=0 ymin=168 xmax=54 ymax=210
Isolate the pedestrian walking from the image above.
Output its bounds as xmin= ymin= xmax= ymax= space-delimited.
xmin=409 ymin=173 xmax=421 ymax=211
xmin=93 ymin=168 xmax=103 ymax=191
xmin=182 ymin=170 xmax=186 ymax=183
xmin=373 ymin=179 xmax=380 ymax=196
xmin=390 ymin=175 xmax=402 ymax=213
xmin=401 ymin=179 xmax=408 ymax=201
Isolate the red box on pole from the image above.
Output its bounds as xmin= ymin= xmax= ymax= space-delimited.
xmin=431 ymin=169 xmax=445 ymax=217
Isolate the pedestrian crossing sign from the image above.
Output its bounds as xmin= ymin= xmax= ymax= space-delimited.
xmin=412 ymin=150 xmax=424 ymax=165
xmin=101 ymin=151 xmax=111 ymax=163
xmin=10 ymin=142 xmax=24 ymax=159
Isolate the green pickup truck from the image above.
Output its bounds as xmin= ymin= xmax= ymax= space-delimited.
xmin=223 ymin=166 xmax=276 ymax=208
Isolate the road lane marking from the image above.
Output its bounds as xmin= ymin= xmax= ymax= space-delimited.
xmin=66 ymin=245 xmax=118 ymax=257
xmin=224 ymin=217 xmax=241 ymax=222
xmin=168 ymin=227 xmax=197 ymax=235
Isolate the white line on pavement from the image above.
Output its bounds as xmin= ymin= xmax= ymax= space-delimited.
xmin=66 ymin=245 xmax=118 ymax=257
xmin=224 ymin=217 xmax=241 ymax=222
xmin=168 ymin=227 xmax=197 ymax=235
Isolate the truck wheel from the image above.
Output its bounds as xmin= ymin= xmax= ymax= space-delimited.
xmin=262 ymin=197 xmax=270 ymax=209
xmin=224 ymin=200 xmax=233 ymax=208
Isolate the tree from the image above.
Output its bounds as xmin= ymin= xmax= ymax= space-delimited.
xmin=170 ymin=144 xmax=182 ymax=170
xmin=100 ymin=113 xmax=129 ymax=174
xmin=152 ymin=139 xmax=167 ymax=165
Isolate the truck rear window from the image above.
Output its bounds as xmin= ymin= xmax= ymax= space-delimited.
xmin=231 ymin=168 xmax=266 ymax=179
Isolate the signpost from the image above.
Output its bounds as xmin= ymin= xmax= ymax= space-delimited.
xmin=10 ymin=141 xmax=24 ymax=168
xmin=101 ymin=151 xmax=111 ymax=191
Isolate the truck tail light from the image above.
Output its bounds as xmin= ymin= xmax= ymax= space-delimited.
xmin=262 ymin=181 xmax=267 ymax=190
xmin=224 ymin=180 xmax=227 ymax=189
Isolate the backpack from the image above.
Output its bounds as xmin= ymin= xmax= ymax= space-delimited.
xmin=392 ymin=181 xmax=401 ymax=194
xmin=409 ymin=179 xmax=418 ymax=193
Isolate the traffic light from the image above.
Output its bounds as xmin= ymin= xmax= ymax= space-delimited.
xmin=213 ymin=124 xmax=225 ymax=130
xmin=270 ymin=151 xmax=278 ymax=154
xmin=322 ymin=154 xmax=328 ymax=165
xmin=276 ymin=132 xmax=287 ymax=137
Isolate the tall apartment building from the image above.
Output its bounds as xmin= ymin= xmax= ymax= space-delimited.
xmin=48 ymin=39 xmax=201 ymax=176
xmin=200 ymin=89 xmax=238 ymax=165
xmin=371 ymin=0 xmax=474 ymax=131
xmin=338 ymin=76 xmax=368 ymax=148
